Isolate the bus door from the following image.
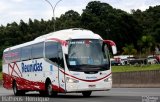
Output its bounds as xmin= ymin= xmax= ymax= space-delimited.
xmin=45 ymin=41 xmax=65 ymax=92
xmin=57 ymin=44 xmax=66 ymax=92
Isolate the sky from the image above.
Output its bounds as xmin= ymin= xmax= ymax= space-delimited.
xmin=0 ymin=0 xmax=160 ymax=26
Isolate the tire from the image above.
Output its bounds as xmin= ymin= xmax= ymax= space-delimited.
xmin=82 ymin=91 xmax=92 ymax=97
xmin=45 ymin=82 xmax=58 ymax=97
xmin=13 ymin=81 xmax=25 ymax=96
xmin=46 ymin=82 xmax=53 ymax=97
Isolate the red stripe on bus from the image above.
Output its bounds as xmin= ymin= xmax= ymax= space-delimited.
xmin=60 ymin=69 xmax=111 ymax=82
xmin=47 ymin=38 xmax=68 ymax=46
xmin=103 ymin=40 xmax=116 ymax=46
xmin=3 ymin=73 xmax=65 ymax=92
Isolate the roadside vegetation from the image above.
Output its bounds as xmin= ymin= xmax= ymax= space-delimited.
xmin=0 ymin=59 xmax=2 ymax=80
xmin=0 ymin=1 xmax=160 ymax=57
xmin=0 ymin=72 xmax=2 ymax=80
xmin=0 ymin=60 xmax=2 ymax=72
xmin=0 ymin=1 xmax=159 ymax=78
xmin=112 ymin=64 xmax=160 ymax=72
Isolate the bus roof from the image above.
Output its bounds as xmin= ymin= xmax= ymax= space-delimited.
xmin=34 ymin=28 xmax=102 ymax=41
xmin=4 ymin=28 xmax=102 ymax=52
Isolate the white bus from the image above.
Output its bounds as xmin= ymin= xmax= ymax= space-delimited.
xmin=2 ymin=28 xmax=117 ymax=97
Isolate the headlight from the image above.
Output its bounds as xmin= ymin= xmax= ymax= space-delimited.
xmin=66 ymin=77 xmax=79 ymax=83
xmin=104 ymin=76 xmax=112 ymax=82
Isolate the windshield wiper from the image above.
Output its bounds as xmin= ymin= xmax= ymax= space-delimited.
xmin=78 ymin=64 xmax=99 ymax=68
xmin=69 ymin=64 xmax=109 ymax=72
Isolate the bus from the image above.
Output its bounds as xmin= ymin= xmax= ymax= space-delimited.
xmin=2 ymin=28 xmax=117 ymax=97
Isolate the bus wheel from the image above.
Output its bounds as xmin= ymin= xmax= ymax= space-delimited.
xmin=46 ymin=82 xmax=53 ymax=97
xmin=82 ymin=91 xmax=92 ymax=97
xmin=12 ymin=81 xmax=25 ymax=96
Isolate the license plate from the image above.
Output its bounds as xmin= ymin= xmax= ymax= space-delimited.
xmin=88 ymin=85 xmax=96 ymax=87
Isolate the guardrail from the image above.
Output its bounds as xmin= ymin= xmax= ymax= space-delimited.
xmin=113 ymin=70 xmax=160 ymax=88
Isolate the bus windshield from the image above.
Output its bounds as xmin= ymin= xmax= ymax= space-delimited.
xmin=67 ymin=39 xmax=110 ymax=72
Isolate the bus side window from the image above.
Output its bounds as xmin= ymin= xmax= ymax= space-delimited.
xmin=45 ymin=42 xmax=64 ymax=69
xmin=32 ymin=42 xmax=44 ymax=59
xmin=11 ymin=48 xmax=21 ymax=62
xmin=45 ymin=42 xmax=59 ymax=64
xmin=3 ymin=51 xmax=11 ymax=64
xmin=21 ymin=46 xmax=31 ymax=61
xmin=57 ymin=43 xmax=64 ymax=69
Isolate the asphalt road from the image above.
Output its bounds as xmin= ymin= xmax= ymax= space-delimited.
xmin=0 ymin=86 xmax=160 ymax=102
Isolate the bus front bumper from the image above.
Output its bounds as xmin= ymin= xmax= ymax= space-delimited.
xmin=66 ymin=81 xmax=112 ymax=92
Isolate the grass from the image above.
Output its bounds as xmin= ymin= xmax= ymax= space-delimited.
xmin=112 ymin=64 xmax=160 ymax=72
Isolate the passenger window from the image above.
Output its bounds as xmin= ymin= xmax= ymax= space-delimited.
xmin=3 ymin=51 xmax=11 ymax=63
xmin=57 ymin=43 xmax=64 ymax=68
xmin=21 ymin=46 xmax=31 ymax=61
xmin=45 ymin=41 xmax=64 ymax=68
xmin=32 ymin=42 xmax=44 ymax=59
xmin=45 ymin=42 xmax=58 ymax=63
xmin=11 ymin=48 xmax=21 ymax=62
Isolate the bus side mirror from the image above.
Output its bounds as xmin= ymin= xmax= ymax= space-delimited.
xmin=103 ymin=40 xmax=117 ymax=55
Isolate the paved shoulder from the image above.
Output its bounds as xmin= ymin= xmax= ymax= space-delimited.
xmin=0 ymin=87 xmax=160 ymax=102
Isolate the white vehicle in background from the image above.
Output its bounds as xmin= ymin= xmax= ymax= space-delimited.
xmin=2 ymin=28 xmax=117 ymax=97
xmin=113 ymin=55 xmax=133 ymax=65
xmin=147 ymin=55 xmax=158 ymax=64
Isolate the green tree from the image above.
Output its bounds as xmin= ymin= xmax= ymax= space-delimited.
xmin=81 ymin=1 xmax=142 ymax=52
xmin=122 ymin=44 xmax=137 ymax=55
xmin=57 ymin=10 xmax=81 ymax=29
xmin=139 ymin=35 xmax=155 ymax=55
xmin=0 ymin=1 xmax=160 ymax=58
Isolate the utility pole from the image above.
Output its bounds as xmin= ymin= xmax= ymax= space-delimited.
xmin=45 ymin=0 xmax=62 ymax=31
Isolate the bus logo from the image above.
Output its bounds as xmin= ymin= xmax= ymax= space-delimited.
xmin=22 ymin=60 xmax=43 ymax=72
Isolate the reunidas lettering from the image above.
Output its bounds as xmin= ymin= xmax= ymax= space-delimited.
xmin=22 ymin=60 xmax=42 ymax=72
